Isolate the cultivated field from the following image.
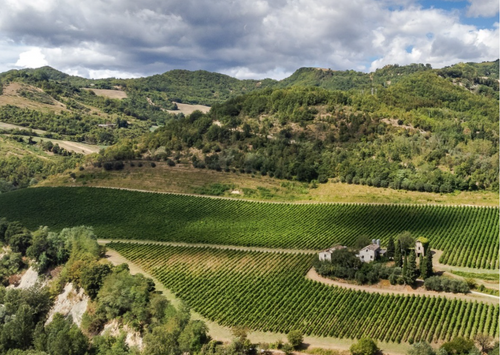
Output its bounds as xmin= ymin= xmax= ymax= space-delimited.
xmin=0 ymin=187 xmax=497 ymax=269
xmin=84 ymin=88 xmax=128 ymax=99
xmin=167 ymin=102 xmax=210 ymax=115
xmin=109 ymin=242 xmax=499 ymax=343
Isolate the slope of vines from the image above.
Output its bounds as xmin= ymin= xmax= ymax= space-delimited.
xmin=109 ymin=242 xmax=499 ymax=342
xmin=0 ymin=187 xmax=498 ymax=268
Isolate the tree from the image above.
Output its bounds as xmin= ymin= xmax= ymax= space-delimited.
xmin=419 ymin=255 xmax=427 ymax=279
xmin=424 ymin=246 xmax=433 ymax=279
xmin=404 ymin=251 xmax=418 ymax=285
xmin=394 ymin=239 xmax=403 ymax=268
xmin=397 ymin=231 xmax=414 ymax=250
xmin=408 ymin=342 xmax=436 ymax=355
xmin=350 ymin=338 xmax=379 ymax=355
xmin=287 ymin=330 xmax=303 ymax=350
xmin=143 ymin=324 xmax=180 ymax=355
xmin=178 ymin=320 xmax=209 ymax=353
xmin=441 ymin=337 xmax=475 ymax=355
xmin=474 ymin=334 xmax=493 ymax=353
xmin=231 ymin=325 xmax=248 ymax=341
xmin=387 ymin=236 xmax=395 ymax=259
xmin=402 ymin=254 xmax=408 ymax=285
xmin=355 ymin=235 xmax=372 ymax=250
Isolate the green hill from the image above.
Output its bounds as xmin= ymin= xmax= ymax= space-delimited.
xmin=0 ymin=60 xmax=498 ymax=195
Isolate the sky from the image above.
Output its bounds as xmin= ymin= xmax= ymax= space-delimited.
xmin=0 ymin=0 xmax=498 ymax=80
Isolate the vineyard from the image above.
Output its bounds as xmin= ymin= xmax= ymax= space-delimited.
xmin=0 ymin=187 xmax=498 ymax=269
xmin=108 ymin=242 xmax=499 ymax=342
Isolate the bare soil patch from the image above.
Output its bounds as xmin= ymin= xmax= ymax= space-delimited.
xmin=0 ymin=121 xmax=47 ymax=135
xmin=84 ymin=88 xmax=128 ymax=99
xmin=168 ymin=102 xmax=210 ymax=115
xmin=0 ymin=82 xmax=66 ymax=112
xmin=27 ymin=136 xmax=102 ymax=155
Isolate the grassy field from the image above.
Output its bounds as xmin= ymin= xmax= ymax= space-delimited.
xmin=83 ymin=88 xmax=128 ymax=99
xmin=0 ymin=82 xmax=67 ymax=113
xmin=0 ymin=186 xmax=497 ymax=269
xmin=108 ymin=242 xmax=499 ymax=343
xmin=40 ymin=162 xmax=499 ymax=206
xmin=0 ymin=136 xmax=54 ymax=160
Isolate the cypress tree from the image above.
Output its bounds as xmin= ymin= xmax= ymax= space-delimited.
xmin=394 ymin=239 xmax=402 ymax=267
xmin=407 ymin=250 xmax=418 ymax=285
xmin=425 ymin=245 xmax=433 ymax=278
xmin=420 ymin=255 xmax=427 ymax=279
xmin=402 ymin=253 xmax=408 ymax=285
xmin=387 ymin=236 xmax=395 ymax=260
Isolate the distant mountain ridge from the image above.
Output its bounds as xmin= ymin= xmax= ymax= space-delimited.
xmin=1 ymin=59 xmax=498 ymax=106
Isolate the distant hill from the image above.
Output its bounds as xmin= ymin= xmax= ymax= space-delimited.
xmin=0 ymin=60 xmax=498 ymax=194
xmin=1 ymin=60 xmax=498 ymax=105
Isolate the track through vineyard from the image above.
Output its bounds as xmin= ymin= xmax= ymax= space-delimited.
xmin=0 ymin=187 xmax=498 ymax=269
xmin=108 ymin=242 xmax=499 ymax=343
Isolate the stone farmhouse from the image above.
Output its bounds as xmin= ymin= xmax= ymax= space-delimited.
xmin=318 ymin=245 xmax=347 ymax=262
xmin=415 ymin=237 xmax=429 ymax=257
xmin=356 ymin=239 xmax=387 ymax=263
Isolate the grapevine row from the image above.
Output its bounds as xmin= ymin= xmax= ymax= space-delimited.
xmin=109 ymin=242 xmax=499 ymax=342
xmin=0 ymin=187 xmax=497 ymax=269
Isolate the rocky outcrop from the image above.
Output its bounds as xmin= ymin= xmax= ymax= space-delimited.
xmin=46 ymin=283 xmax=89 ymax=327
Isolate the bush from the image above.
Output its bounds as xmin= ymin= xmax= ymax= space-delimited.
xmin=113 ymin=161 xmax=124 ymax=170
xmin=424 ymin=276 xmax=469 ymax=294
xmin=408 ymin=342 xmax=436 ymax=355
xmin=350 ymin=338 xmax=379 ymax=355
xmin=287 ymin=330 xmax=303 ymax=349
xmin=441 ymin=337 xmax=474 ymax=355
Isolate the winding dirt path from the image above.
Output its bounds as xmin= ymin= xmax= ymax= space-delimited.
xmin=98 ymin=239 xmax=317 ymax=255
xmin=306 ymin=268 xmax=498 ymax=304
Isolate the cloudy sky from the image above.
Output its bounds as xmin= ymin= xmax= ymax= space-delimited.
xmin=0 ymin=0 xmax=498 ymax=79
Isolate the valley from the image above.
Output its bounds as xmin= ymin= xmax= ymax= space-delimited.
xmin=0 ymin=61 xmax=498 ymax=355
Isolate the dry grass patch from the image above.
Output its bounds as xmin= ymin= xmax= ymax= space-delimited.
xmin=0 ymin=82 xmax=67 ymax=112
xmin=84 ymin=88 xmax=128 ymax=99
xmin=41 ymin=163 xmax=498 ymax=206
xmin=168 ymin=102 xmax=210 ymax=115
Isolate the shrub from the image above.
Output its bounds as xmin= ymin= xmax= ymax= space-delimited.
xmin=350 ymin=338 xmax=379 ymax=355
xmin=287 ymin=330 xmax=303 ymax=349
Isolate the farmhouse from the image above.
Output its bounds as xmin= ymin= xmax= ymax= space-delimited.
xmin=318 ymin=245 xmax=347 ymax=262
xmin=356 ymin=239 xmax=386 ymax=263
xmin=415 ymin=237 xmax=429 ymax=257
xmin=98 ymin=123 xmax=116 ymax=128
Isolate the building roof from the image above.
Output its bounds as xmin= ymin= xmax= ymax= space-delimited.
xmin=416 ymin=237 xmax=429 ymax=244
xmin=360 ymin=244 xmax=380 ymax=252
xmin=321 ymin=245 xmax=346 ymax=253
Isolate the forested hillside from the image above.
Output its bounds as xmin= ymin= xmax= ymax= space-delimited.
xmin=0 ymin=60 xmax=498 ymax=194
xmin=139 ymin=69 xmax=498 ymax=193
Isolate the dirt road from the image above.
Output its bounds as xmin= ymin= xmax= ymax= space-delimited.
xmin=306 ymin=268 xmax=498 ymax=304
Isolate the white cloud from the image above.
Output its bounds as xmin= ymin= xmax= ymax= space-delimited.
xmin=0 ymin=0 xmax=498 ymax=79
xmin=467 ymin=0 xmax=499 ymax=17
xmin=15 ymin=48 xmax=48 ymax=68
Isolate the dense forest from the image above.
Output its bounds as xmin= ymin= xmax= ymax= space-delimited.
xmin=0 ymin=60 xmax=498 ymax=193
